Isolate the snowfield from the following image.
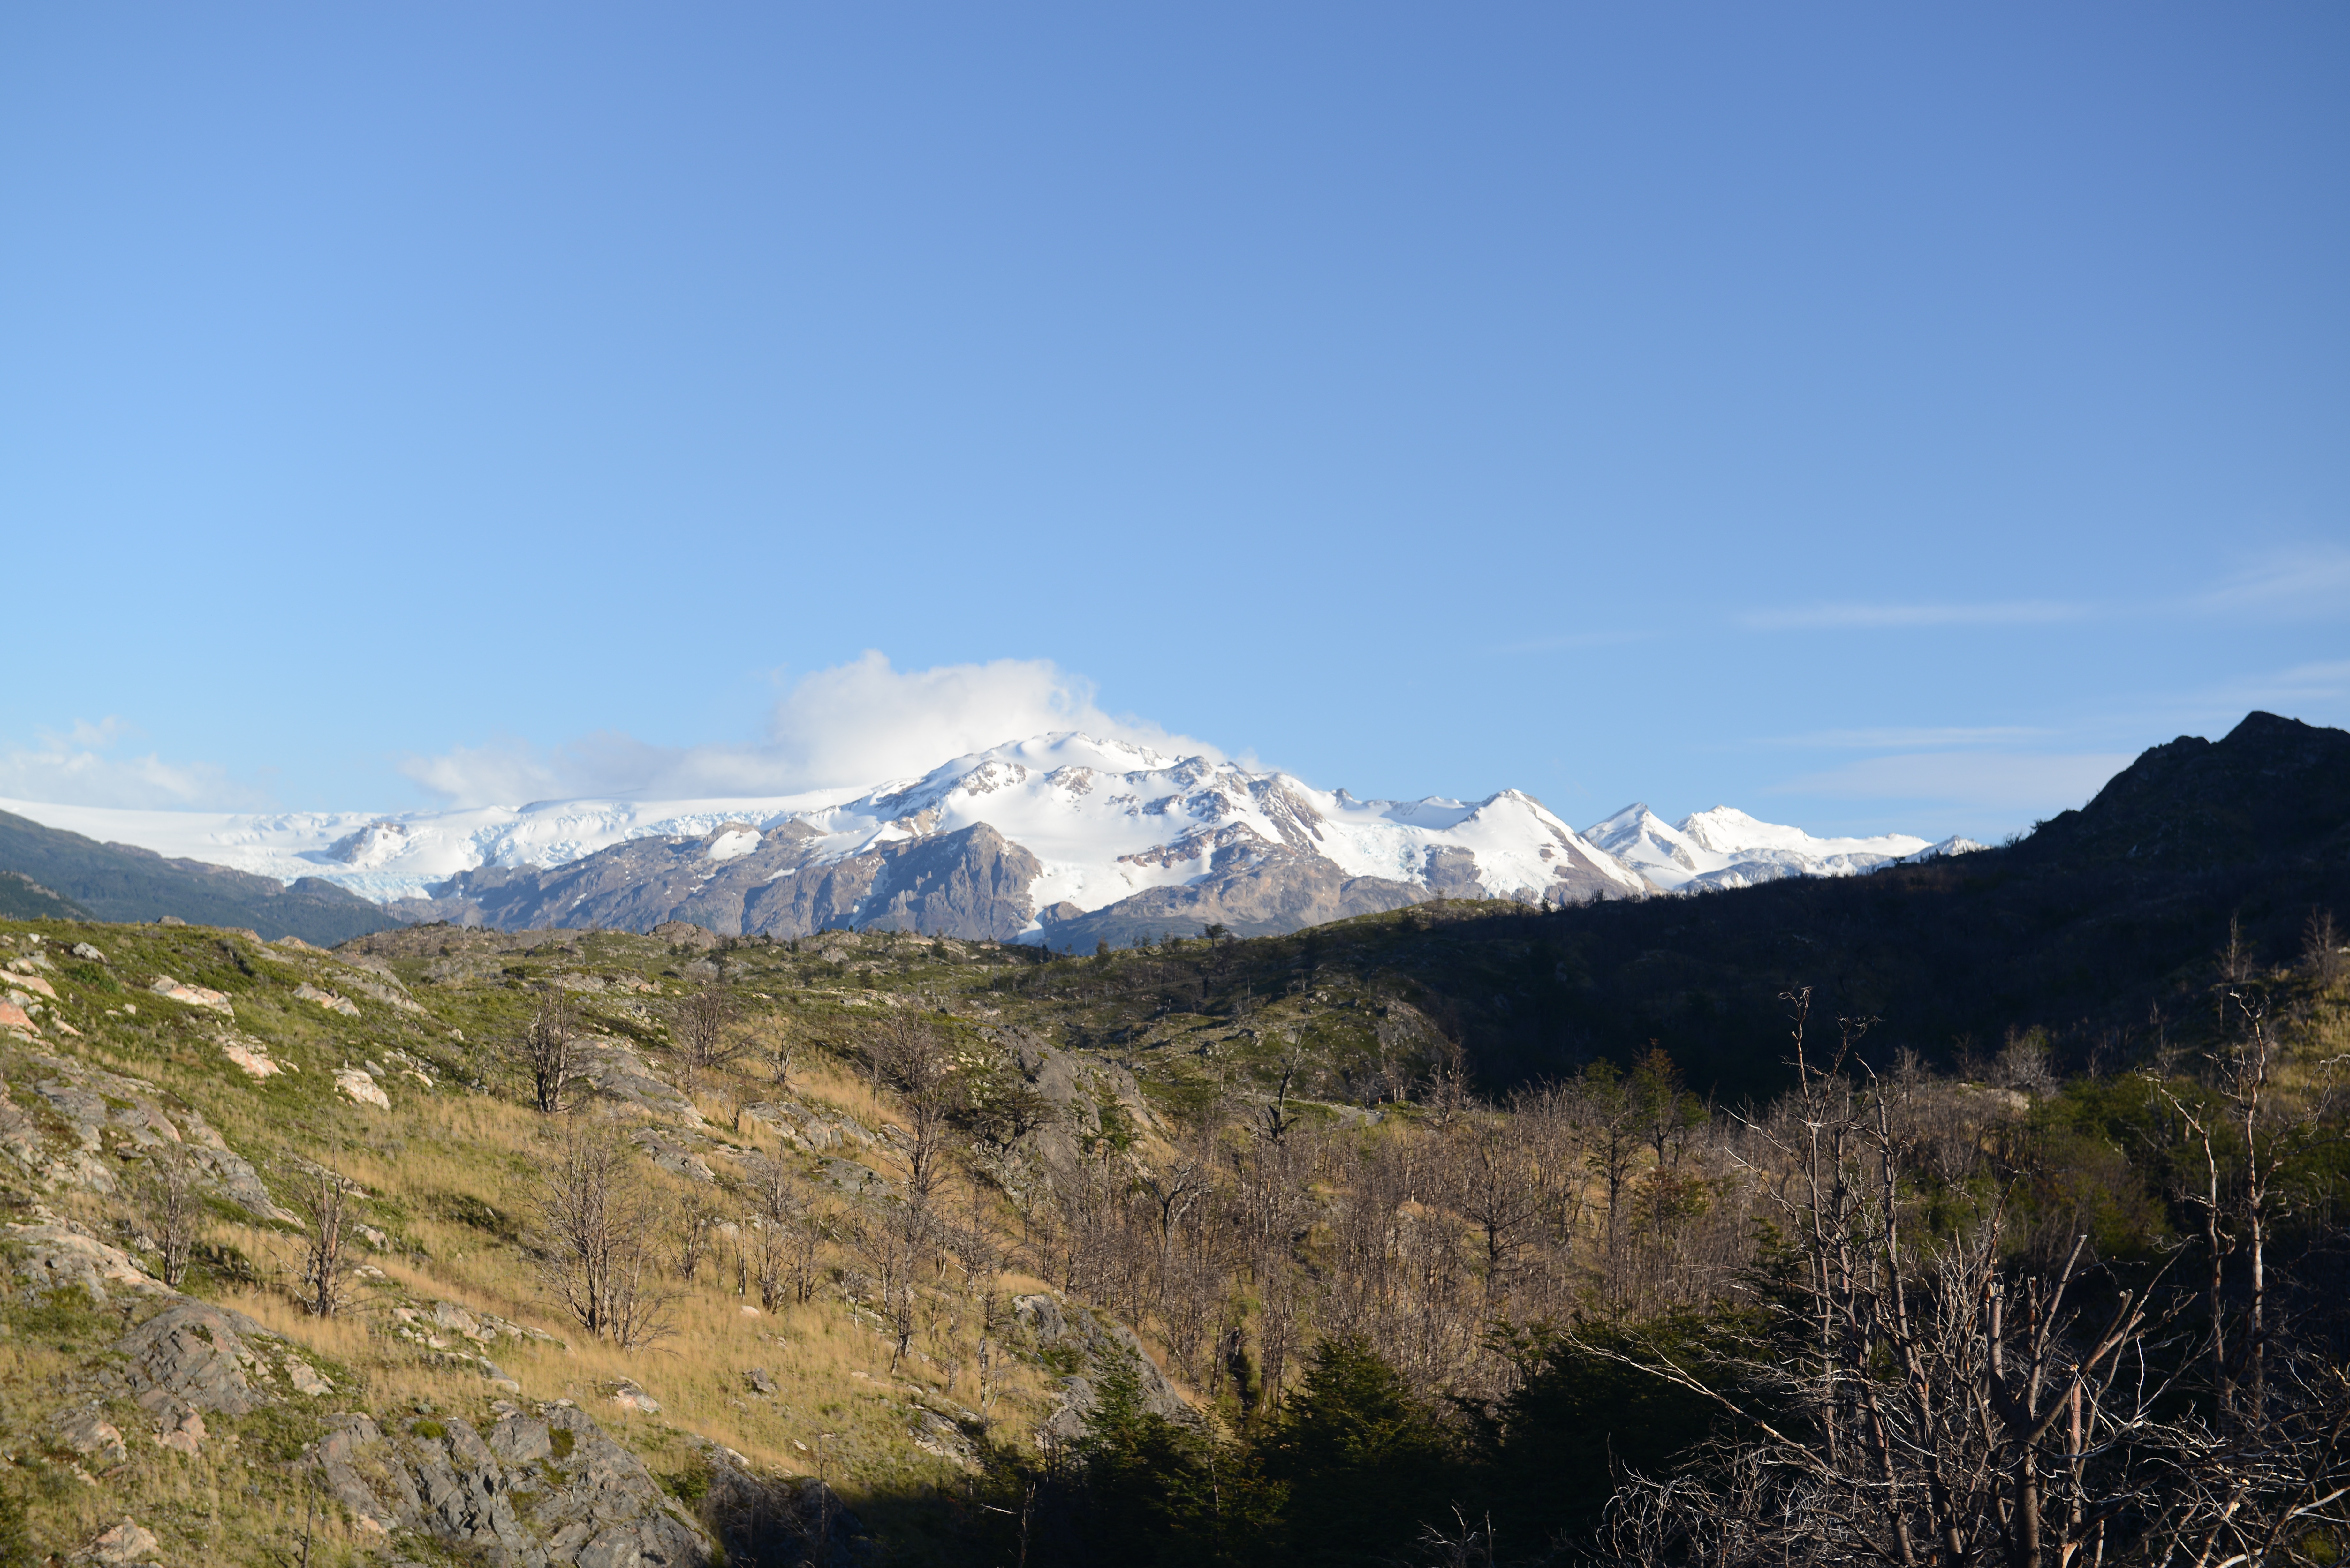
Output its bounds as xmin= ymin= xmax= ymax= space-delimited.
xmin=0 ymin=731 xmax=1974 ymax=921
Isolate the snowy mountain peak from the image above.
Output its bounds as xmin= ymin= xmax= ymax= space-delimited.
xmin=1580 ymin=803 xmax=1935 ymax=894
xmin=0 ymin=735 xmax=1958 ymax=941
xmin=1677 ymin=805 xmax=1927 ymax=862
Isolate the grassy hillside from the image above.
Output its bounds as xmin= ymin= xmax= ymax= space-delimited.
xmin=0 ymin=809 xmax=395 ymax=945
xmin=0 ymin=916 xmax=1113 ymax=1566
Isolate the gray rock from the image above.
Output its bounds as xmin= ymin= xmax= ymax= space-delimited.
xmin=1013 ymin=1292 xmax=1191 ymax=1440
xmin=6 ymin=1217 xmax=165 ymax=1302
xmin=0 ymin=1046 xmax=285 ymax=1218
xmin=816 ymin=1157 xmax=894 ymax=1198
xmin=572 ymin=1037 xmax=704 ymax=1125
xmin=317 ymin=1402 xmax=711 ymax=1566
xmin=631 ymin=1129 xmax=717 ymax=1183
xmin=113 ymin=1299 xmax=276 ymax=1417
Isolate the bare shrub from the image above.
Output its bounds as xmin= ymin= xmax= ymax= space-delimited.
xmin=538 ymin=1121 xmax=677 ymax=1349
xmin=675 ymin=1187 xmax=721 ymax=1283
xmin=2305 ymin=907 xmax=2345 ymax=989
xmin=292 ymin=1160 xmax=353 ymax=1317
xmin=142 ymin=1143 xmax=198 ymax=1289
xmin=672 ymin=984 xmax=744 ymax=1088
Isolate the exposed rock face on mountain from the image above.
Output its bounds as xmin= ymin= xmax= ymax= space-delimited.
xmin=401 ymin=820 xmax=1047 ymax=941
xmin=376 ymin=743 xmax=1658 ymax=943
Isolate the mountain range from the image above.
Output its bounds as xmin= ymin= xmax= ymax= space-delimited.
xmin=0 ymin=734 xmax=1975 ymax=944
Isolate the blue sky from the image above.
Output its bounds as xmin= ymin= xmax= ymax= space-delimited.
xmin=3 ymin=4 xmax=2344 ymax=842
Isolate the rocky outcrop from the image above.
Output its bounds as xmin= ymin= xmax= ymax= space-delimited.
xmin=115 ymin=1299 xmax=278 ymax=1418
xmin=852 ymin=824 xmax=1043 ymax=937
xmin=320 ymin=1401 xmax=713 ymax=1565
xmin=0 ymin=1046 xmax=287 ymax=1217
xmin=6 ymin=1217 xmax=167 ymax=1302
xmin=573 ymin=1036 xmax=704 ymax=1124
xmin=1013 ymin=1292 xmax=1191 ymax=1441
xmin=1033 ymin=844 xmax=1426 ymax=949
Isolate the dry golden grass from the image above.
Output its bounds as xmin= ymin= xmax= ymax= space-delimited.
xmin=188 ymin=1072 xmax=1056 ymax=1493
xmin=0 ymin=924 xmax=1098 ymax=1553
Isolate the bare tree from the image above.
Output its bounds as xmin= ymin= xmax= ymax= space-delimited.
xmin=872 ymin=1014 xmax=960 ymax=1210
xmin=519 ymin=992 xmax=582 ymax=1114
xmin=764 ymin=1023 xmax=798 ymax=1095
xmin=2305 ymin=908 xmax=2344 ymax=989
xmin=143 ymin=1142 xmax=199 ymax=1289
xmin=854 ymin=1205 xmax=929 ymax=1374
xmin=671 ymin=984 xmax=743 ymax=1089
xmin=675 ymin=1187 xmax=721 ymax=1283
xmin=747 ymin=1153 xmax=819 ymax=1312
xmin=1581 ymin=993 xmax=2190 ymax=1568
xmin=293 ymin=1160 xmax=353 ymax=1317
xmin=538 ymin=1121 xmax=677 ymax=1348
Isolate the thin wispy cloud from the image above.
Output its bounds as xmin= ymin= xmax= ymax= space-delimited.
xmin=2193 ymin=543 xmax=2350 ymax=618
xmin=1741 ymin=601 xmax=2088 ymax=632
xmin=2186 ymin=658 xmax=2350 ymax=718
xmin=1762 ymin=726 xmax=2053 ymax=750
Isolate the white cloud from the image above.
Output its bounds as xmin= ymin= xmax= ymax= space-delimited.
xmin=1741 ymin=601 xmax=2087 ymax=631
xmin=1771 ymin=751 xmax=2134 ymax=813
xmin=398 ymin=652 xmax=1221 ymax=808
xmin=0 ymin=718 xmax=265 ymax=810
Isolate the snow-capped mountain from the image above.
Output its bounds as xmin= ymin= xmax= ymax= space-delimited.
xmin=1581 ymin=803 xmax=1941 ymax=893
xmin=0 ymin=733 xmax=1971 ymax=943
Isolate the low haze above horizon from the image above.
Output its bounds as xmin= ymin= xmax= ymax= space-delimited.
xmin=3 ymin=5 xmax=2344 ymax=846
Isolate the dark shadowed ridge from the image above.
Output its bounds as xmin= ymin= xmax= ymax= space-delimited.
xmin=0 ymin=808 xmax=395 ymax=945
xmin=1207 ymin=712 xmax=2350 ymax=1101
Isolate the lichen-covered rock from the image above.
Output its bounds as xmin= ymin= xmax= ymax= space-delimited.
xmin=630 ymin=1128 xmax=716 ymax=1182
xmin=334 ymin=1066 xmax=390 ymax=1108
xmin=6 ymin=1217 xmax=165 ymax=1302
xmin=316 ymin=1401 xmax=712 ymax=1567
xmin=113 ymin=1299 xmax=275 ymax=1417
xmin=55 ymin=1405 xmax=129 ymax=1466
xmin=78 ymin=1518 xmax=159 ymax=1565
xmin=573 ymin=1036 xmax=704 ymax=1125
xmin=148 ymin=976 xmax=232 ymax=1014
xmin=0 ymin=1047 xmax=287 ymax=1218
xmin=294 ymin=983 xmax=362 ymax=1018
